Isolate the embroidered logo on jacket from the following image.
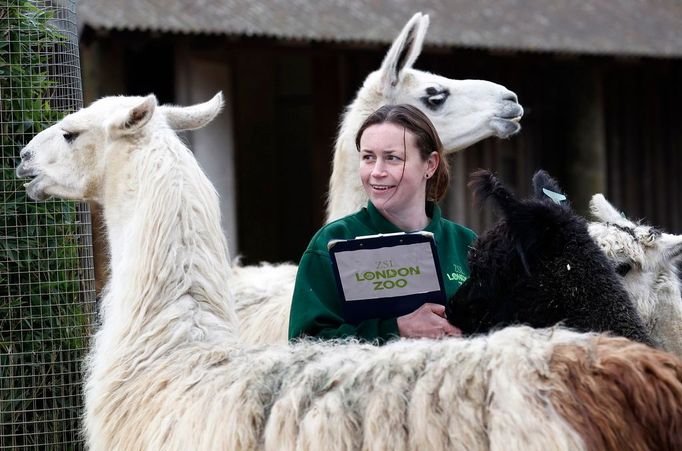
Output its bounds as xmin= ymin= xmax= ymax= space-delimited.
xmin=446 ymin=264 xmax=467 ymax=284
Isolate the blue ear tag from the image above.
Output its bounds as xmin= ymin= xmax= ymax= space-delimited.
xmin=542 ymin=188 xmax=567 ymax=205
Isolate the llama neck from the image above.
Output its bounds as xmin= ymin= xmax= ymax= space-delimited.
xmin=327 ymin=80 xmax=387 ymax=223
xmin=100 ymin=130 xmax=238 ymax=348
xmin=650 ymin=266 xmax=682 ymax=355
xmin=656 ymin=265 xmax=682 ymax=309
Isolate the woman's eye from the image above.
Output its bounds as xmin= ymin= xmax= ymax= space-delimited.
xmin=63 ymin=131 xmax=79 ymax=143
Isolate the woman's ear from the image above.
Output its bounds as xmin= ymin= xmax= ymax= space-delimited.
xmin=427 ymin=151 xmax=440 ymax=176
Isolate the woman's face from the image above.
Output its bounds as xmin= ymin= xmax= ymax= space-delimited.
xmin=359 ymin=122 xmax=438 ymax=218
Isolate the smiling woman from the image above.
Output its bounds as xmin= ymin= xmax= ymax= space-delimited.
xmin=357 ymin=105 xmax=450 ymax=232
xmin=358 ymin=123 xmax=435 ymax=231
xmin=289 ymin=104 xmax=476 ymax=343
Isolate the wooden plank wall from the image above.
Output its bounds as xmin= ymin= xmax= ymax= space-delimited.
xmin=602 ymin=60 xmax=682 ymax=232
xmin=443 ymin=55 xmax=682 ymax=236
xmin=81 ymin=31 xmax=682 ymax=269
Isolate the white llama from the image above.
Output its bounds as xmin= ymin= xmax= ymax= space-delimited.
xmin=325 ymin=12 xmax=522 ymax=222
xmin=16 ymin=93 xmax=682 ymax=451
xmin=231 ymin=12 xmax=524 ymax=344
xmin=588 ymin=193 xmax=682 ymax=357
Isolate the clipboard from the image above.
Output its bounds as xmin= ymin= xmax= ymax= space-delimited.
xmin=328 ymin=231 xmax=446 ymax=324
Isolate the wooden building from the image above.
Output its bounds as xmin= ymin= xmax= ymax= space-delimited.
xmin=77 ymin=0 xmax=682 ymax=271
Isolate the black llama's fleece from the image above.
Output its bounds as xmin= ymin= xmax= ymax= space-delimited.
xmin=446 ymin=169 xmax=654 ymax=347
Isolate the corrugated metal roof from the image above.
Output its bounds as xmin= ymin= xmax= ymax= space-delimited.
xmin=77 ymin=0 xmax=682 ymax=57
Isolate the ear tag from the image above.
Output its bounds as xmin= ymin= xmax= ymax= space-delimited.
xmin=542 ymin=188 xmax=567 ymax=205
xmin=620 ymin=211 xmax=626 ymax=218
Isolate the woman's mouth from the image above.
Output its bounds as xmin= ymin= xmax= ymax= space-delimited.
xmin=371 ymin=184 xmax=395 ymax=191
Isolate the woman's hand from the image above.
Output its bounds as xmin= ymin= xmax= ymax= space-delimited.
xmin=397 ymin=303 xmax=462 ymax=339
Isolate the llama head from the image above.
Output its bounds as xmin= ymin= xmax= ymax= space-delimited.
xmin=588 ymin=194 xmax=682 ymax=320
xmin=442 ymin=169 xmax=651 ymax=343
xmin=359 ymin=12 xmax=523 ymax=152
xmin=446 ymin=169 xmax=578 ymax=333
xmin=469 ymin=169 xmax=573 ymax=263
xmin=327 ymin=12 xmax=524 ymax=222
xmin=16 ymin=92 xmax=223 ymax=202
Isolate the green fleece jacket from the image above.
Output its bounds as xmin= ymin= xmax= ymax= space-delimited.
xmin=288 ymin=202 xmax=476 ymax=344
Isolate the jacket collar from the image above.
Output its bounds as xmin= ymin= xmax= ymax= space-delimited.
xmin=366 ymin=201 xmax=442 ymax=234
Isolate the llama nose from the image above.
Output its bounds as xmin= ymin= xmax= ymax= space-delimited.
xmin=502 ymin=92 xmax=518 ymax=103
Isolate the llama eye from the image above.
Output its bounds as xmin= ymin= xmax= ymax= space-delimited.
xmin=63 ymin=131 xmax=79 ymax=143
xmin=615 ymin=262 xmax=632 ymax=276
xmin=428 ymin=93 xmax=447 ymax=106
xmin=648 ymin=228 xmax=662 ymax=239
xmin=421 ymin=87 xmax=450 ymax=110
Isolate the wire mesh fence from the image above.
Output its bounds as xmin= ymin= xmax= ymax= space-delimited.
xmin=1 ymin=1 xmax=95 ymax=449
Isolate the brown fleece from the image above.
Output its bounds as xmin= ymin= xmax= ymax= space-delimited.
xmin=548 ymin=336 xmax=682 ymax=451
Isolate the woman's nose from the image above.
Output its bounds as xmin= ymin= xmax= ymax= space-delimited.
xmin=371 ymin=160 xmax=387 ymax=177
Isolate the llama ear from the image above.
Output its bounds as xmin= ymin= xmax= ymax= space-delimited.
xmin=159 ymin=92 xmax=224 ymax=131
xmin=468 ymin=169 xmax=520 ymax=216
xmin=531 ymin=170 xmax=566 ymax=204
xmin=589 ymin=194 xmax=625 ymax=223
xmin=379 ymin=12 xmax=429 ymax=97
xmin=660 ymin=233 xmax=682 ymax=263
xmin=107 ymin=95 xmax=157 ymax=136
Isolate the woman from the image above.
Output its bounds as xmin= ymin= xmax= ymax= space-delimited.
xmin=288 ymin=104 xmax=476 ymax=343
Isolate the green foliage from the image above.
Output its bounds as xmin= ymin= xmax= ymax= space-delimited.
xmin=0 ymin=1 xmax=94 ymax=448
